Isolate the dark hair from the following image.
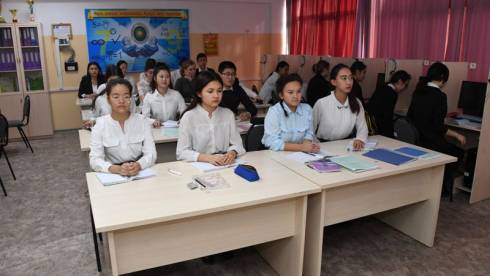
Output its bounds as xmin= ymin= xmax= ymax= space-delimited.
xmin=144 ymin=58 xmax=156 ymax=72
xmin=155 ymin=61 xmax=168 ymax=68
xmin=330 ymin=63 xmax=360 ymax=114
xmin=275 ymin=73 xmax=303 ymax=117
xmin=389 ymin=70 xmax=411 ymax=84
xmin=86 ymin=62 xmax=102 ymax=77
xmin=151 ymin=64 xmax=171 ymax=91
xmin=116 ymin=60 xmax=128 ymax=78
xmin=314 ymin=60 xmax=330 ymax=75
xmin=350 ymin=61 xmax=367 ymax=74
xmin=181 ymin=71 xmax=223 ymax=118
xmin=218 ymin=61 xmax=237 ymax=73
xmin=196 ymin=53 xmax=207 ymax=60
xmin=275 ymin=61 xmax=289 ymax=73
xmin=427 ymin=62 xmax=449 ymax=83
xmin=104 ymin=64 xmax=118 ymax=83
xmin=106 ymin=78 xmax=133 ymax=97
xmin=180 ymin=59 xmax=195 ymax=76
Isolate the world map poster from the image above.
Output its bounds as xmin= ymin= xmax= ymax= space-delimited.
xmin=84 ymin=9 xmax=190 ymax=72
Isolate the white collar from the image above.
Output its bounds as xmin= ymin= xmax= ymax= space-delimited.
xmin=427 ymin=82 xmax=440 ymax=88
xmin=332 ymin=92 xmax=349 ymax=109
xmin=388 ymin=83 xmax=396 ymax=90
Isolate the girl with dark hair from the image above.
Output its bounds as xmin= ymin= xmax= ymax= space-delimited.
xmin=137 ymin=58 xmax=156 ymax=102
xmin=350 ymin=60 xmax=367 ymax=106
xmin=174 ymin=59 xmax=197 ymax=102
xmin=306 ymin=60 xmax=332 ymax=107
xmin=78 ymin=61 xmax=104 ymax=99
xmin=313 ymin=64 xmax=368 ymax=150
xmin=142 ymin=65 xmax=186 ymax=128
xmin=92 ymin=64 xmax=121 ymax=118
xmin=368 ymin=70 xmax=412 ymax=137
xmin=89 ymin=78 xmax=156 ymax=176
xmin=408 ymin=62 xmax=465 ymax=198
xmin=262 ymin=73 xmax=319 ymax=153
xmin=259 ymin=61 xmax=290 ymax=104
xmin=176 ymin=71 xmax=245 ymax=164
xmin=116 ymin=60 xmax=137 ymax=97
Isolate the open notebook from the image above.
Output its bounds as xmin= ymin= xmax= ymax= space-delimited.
xmin=191 ymin=159 xmax=246 ymax=172
xmin=96 ymin=168 xmax=157 ymax=186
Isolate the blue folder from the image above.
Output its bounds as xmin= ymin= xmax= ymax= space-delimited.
xmin=363 ymin=148 xmax=415 ymax=166
xmin=394 ymin=147 xmax=428 ymax=157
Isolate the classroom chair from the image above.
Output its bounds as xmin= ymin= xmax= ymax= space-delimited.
xmin=1 ymin=113 xmax=16 ymax=181
xmin=393 ymin=117 xmax=419 ymax=145
xmin=8 ymin=95 xmax=33 ymax=153
xmin=244 ymin=117 xmax=266 ymax=152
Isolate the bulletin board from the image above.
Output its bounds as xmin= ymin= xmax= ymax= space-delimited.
xmin=84 ymin=9 xmax=190 ymax=72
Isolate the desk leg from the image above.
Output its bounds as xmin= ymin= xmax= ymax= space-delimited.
xmin=107 ymin=232 xmax=119 ymax=276
xmin=303 ymin=192 xmax=325 ymax=276
xmin=90 ymin=208 xmax=102 ymax=272
xmin=376 ymin=165 xmax=445 ymax=247
xmin=256 ymin=196 xmax=307 ymax=276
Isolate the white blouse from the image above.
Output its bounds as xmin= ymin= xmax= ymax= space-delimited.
xmin=137 ymin=72 xmax=152 ymax=97
xmin=313 ymin=93 xmax=368 ymax=142
xmin=259 ymin=71 xmax=280 ymax=104
xmin=176 ymin=105 xmax=246 ymax=162
xmin=89 ymin=113 xmax=156 ymax=172
xmin=142 ymin=89 xmax=186 ymax=123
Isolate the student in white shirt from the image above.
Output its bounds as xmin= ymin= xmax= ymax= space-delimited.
xmin=262 ymin=73 xmax=319 ymax=153
xmin=259 ymin=61 xmax=289 ymax=104
xmin=142 ymin=65 xmax=186 ymax=128
xmin=313 ymin=63 xmax=368 ymax=150
xmin=137 ymin=58 xmax=156 ymax=103
xmin=117 ymin=60 xmax=137 ymax=98
xmin=90 ymin=78 xmax=156 ymax=175
xmin=176 ymin=71 xmax=245 ymax=165
xmin=92 ymin=65 xmax=119 ymax=118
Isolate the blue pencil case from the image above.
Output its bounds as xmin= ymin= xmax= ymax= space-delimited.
xmin=234 ymin=164 xmax=260 ymax=182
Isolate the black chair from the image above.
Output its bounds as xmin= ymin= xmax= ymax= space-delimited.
xmin=245 ymin=117 xmax=266 ymax=152
xmin=1 ymin=113 xmax=16 ymax=181
xmin=393 ymin=117 xmax=419 ymax=145
xmin=8 ymin=95 xmax=33 ymax=153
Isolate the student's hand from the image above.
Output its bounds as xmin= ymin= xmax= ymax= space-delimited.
xmin=239 ymin=112 xmax=251 ymax=122
xmin=200 ymin=154 xmax=227 ymax=166
xmin=109 ymin=165 xmax=130 ymax=176
xmin=152 ymin=120 xmax=161 ymax=128
xmin=302 ymin=140 xmax=320 ymax=153
xmin=352 ymin=139 xmax=365 ymax=151
xmin=457 ymin=134 xmax=466 ymax=145
xmin=223 ymin=151 xmax=237 ymax=165
xmin=82 ymin=120 xmax=95 ymax=129
xmin=123 ymin=162 xmax=142 ymax=176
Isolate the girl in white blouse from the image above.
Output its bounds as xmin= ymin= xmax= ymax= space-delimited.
xmin=142 ymin=65 xmax=186 ymax=128
xmin=313 ymin=64 xmax=368 ymax=151
xmin=90 ymin=78 xmax=156 ymax=176
xmin=176 ymin=71 xmax=245 ymax=165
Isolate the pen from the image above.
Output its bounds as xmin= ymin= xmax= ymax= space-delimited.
xmin=194 ymin=178 xmax=207 ymax=189
xmin=303 ymin=151 xmax=316 ymax=156
xmin=168 ymin=169 xmax=182 ymax=176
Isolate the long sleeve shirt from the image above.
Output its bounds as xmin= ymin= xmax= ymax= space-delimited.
xmin=219 ymin=85 xmax=257 ymax=116
xmin=176 ymin=105 xmax=246 ymax=161
xmin=142 ymin=89 xmax=186 ymax=123
xmin=259 ymin=72 xmax=280 ymax=104
xmin=367 ymin=83 xmax=398 ymax=138
xmin=89 ymin=113 xmax=156 ymax=172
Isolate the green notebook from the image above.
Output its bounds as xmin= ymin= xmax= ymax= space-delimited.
xmin=330 ymin=155 xmax=379 ymax=173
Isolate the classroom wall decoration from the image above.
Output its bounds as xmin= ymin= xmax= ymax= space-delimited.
xmin=203 ymin=33 xmax=218 ymax=56
xmin=84 ymin=9 xmax=190 ymax=72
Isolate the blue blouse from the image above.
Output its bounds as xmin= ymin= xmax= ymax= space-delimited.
xmin=262 ymin=102 xmax=314 ymax=151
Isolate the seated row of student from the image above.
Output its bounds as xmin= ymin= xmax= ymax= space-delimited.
xmin=142 ymin=65 xmax=187 ymax=128
xmin=176 ymin=71 xmax=245 ymax=165
xmin=137 ymin=58 xmax=156 ymax=102
xmin=306 ymin=60 xmax=332 ymax=107
xmin=259 ymin=61 xmax=290 ymax=104
xmin=174 ymin=59 xmax=197 ymax=102
xmin=313 ymin=64 xmax=368 ymax=150
xmin=262 ymin=73 xmax=320 ymax=153
xmin=218 ymin=61 xmax=257 ymax=121
xmin=367 ymin=70 xmax=411 ymax=138
xmin=407 ymin=62 xmax=465 ymax=197
xmin=350 ymin=61 xmax=367 ymax=107
xmin=89 ymin=78 xmax=156 ymax=176
xmin=78 ymin=62 xmax=105 ymax=99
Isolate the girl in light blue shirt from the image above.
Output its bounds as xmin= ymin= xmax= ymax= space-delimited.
xmin=262 ymin=73 xmax=319 ymax=153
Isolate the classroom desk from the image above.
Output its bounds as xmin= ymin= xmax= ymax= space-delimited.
xmin=445 ymin=117 xmax=481 ymax=132
xmin=78 ymin=121 xmax=252 ymax=152
xmin=86 ymin=151 xmax=321 ymax=276
xmin=265 ymin=136 xmax=457 ymax=276
xmin=76 ymin=97 xmax=93 ymax=107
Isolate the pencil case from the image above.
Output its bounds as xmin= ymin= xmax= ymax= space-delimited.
xmin=234 ymin=164 xmax=260 ymax=182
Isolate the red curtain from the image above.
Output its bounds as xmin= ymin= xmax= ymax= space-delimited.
xmin=289 ymin=0 xmax=358 ymax=56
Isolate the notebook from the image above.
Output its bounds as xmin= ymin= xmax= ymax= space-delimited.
xmin=363 ymin=148 xmax=415 ymax=166
xmin=330 ymin=155 xmax=378 ymax=173
xmin=162 ymin=120 xmax=179 ymax=128
xmin=305 ymin=159 xmax=342 ymax=173
xmin=191 ymin=159 xmax=246 ymax=172
xmin=96 ymin=168 xmax=157 ymax=186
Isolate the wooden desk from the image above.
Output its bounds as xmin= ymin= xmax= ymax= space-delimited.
xmin=445 ymin=118 xmax=481 ymax=132
xmin=266 ymin=136 xmax=457 ymax=276
xmin=87 ymin=151 xmax=321 ymax=275
xmin=79 ymin=121 xmax=252 ymax=152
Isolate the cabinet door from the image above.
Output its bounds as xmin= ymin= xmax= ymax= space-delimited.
xmin=17 ymin=25 xmax=45 ymax=93
xmin=0 ymin=25 xmax=22 ymax=94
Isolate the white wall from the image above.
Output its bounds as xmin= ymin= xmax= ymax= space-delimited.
xmin=1 ymin=0 xmax=285 ymax=35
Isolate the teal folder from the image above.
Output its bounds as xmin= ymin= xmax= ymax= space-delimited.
xmin=330 ymin=155 xmax=378 ymax=173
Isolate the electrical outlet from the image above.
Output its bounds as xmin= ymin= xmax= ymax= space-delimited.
xmin=469 ymin=62 xmax=477 ymax=69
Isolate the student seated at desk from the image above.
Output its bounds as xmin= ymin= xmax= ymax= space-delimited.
xmin=407 ymin=62 xmax=465 ymax=197
xmin=368 ymin=70 xmax=411 ymax=138
xmin=306 ymin=60 xmax=332 ymax=107
xmin=78 ymin=62 xmax=104 ymax=99
xmin=313 ymin=64 xmax=368 ymax=150
xmin=176 ymin=71 xmax=245 ymax=165
xmin=137 ymin=58 xmax=156 ymax=102
xmin=259 ymin=61 xmax=289 ymax=104
xmin=218 ymin=61 xmax=257 ymax=121
xmin=174 ymin=59 xmax=197 ymax=102
xmin=196 ymin=52 xmax=215 ymax=74
xmin=350 ymin=60 xmax=367 ymax=107
xmin=90 ymin=78 xmax=156 ymax=176
xmin=117 ymin=60 xmax=137 ymax=98
xmin=262 ymin=73 xmax=319 ymax=153
xmin=142 ymin=65 xmax=186 ymax=128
